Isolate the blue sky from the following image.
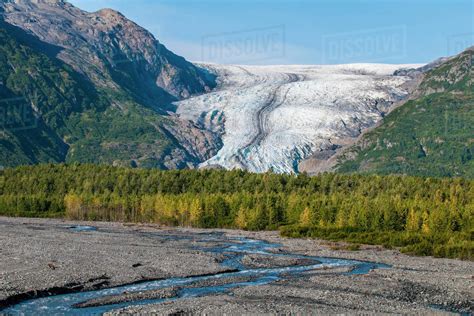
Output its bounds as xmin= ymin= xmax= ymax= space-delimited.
xmin=70 ymin=0 xmax=473 ymax=65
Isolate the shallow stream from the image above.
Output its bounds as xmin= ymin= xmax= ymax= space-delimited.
xmin=4 ymin=228 xmax=390 ymax=315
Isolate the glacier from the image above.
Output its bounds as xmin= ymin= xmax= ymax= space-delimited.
xmin=174 ymin=63 xmax=423 ymax=173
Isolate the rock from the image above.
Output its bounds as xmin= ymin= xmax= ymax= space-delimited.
xmin=74 ymin=287 xmax=179 ymax=308
xmin=161 ymin=117 xmax=223 ymax=168
xmin=241 ymin=254 xmax=318 ymax=269
xmin=0 ymin=0 xmax=216 ymax=109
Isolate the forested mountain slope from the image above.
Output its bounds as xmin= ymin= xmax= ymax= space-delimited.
xmin=0 ymin=0 xmax=219 ymax=169
xmin=0 ymin=22 xmax=169 ymax=167
xmin=336 ymin=48 xmax=474 ymax=178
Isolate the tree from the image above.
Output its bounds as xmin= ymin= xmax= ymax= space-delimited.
xmin=406 ymin=208 xmax=420 ymax=231
xmin=189 ymin=198 xmax=203 ymax=227
xmin=421 ymin=210 xmax=430 ymax=234
xmin=64 ymin=193 xmax=84 ymax=220
xmin=335 ymin=208 xmax=348 ymax=228
xmin=235 ymin=207 xmax=248 ymax=229
xmin=299 ymin=207 xmax=312 ymax=227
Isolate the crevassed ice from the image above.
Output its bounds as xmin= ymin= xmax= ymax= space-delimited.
xmin=175 ymin=63 xmax=423 ymax=173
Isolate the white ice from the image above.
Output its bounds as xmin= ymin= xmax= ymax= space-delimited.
xmin=175 ymin=63 xmax=422 ymax=173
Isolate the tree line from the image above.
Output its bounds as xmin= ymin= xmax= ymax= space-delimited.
xmin=0 ymin=164 xmax=472 ymax=259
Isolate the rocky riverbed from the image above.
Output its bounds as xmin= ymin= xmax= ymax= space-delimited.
xmin=0 ymin=217 xmax=472 ymax=315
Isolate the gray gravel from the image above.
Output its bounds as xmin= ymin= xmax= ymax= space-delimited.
xmin=73 ymin=287 xmax=180 ymax=308
xmin=0 ymin=217 xmax=472 ymax=315
xmin=184 ymin=275 xmax=259 ymax=289
xmin=109 ymin=231 xmax=473 ymax=315
xmin=0 ymin=217 xmax=229 ymax=308
xmin=240 ymin=253 xmax=318 ymax=269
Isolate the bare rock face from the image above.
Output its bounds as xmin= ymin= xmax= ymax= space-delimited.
xmin=161 ymin=118 xmax=224 ymax=169
xmin=0 ymin=0 xmax=216 ymax=109
xmin=417 ymin=48 xmax=474 ymax=95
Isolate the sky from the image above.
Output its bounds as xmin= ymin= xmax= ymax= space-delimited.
xmin=70 ymin=0 xmax=474 ymax=65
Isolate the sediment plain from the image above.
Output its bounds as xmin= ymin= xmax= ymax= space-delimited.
xmin=0 ymin=217 xmax=472 ymax=315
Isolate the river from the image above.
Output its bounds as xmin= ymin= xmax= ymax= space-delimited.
xmin=4 ymin=228 xmax=390 ymax=315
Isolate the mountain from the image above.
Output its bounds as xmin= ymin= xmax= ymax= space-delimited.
xmin=0 ymin=0 xmax=220 ymax=169
xmin=335 ymin=47 xmax=474 ymax=178
xmin=176 ymin=63 xmax=421 ymax=173
xmin=1 ymin=0 xmax=215 ymax=107
xmin=1 ymin=0 xmax=472 ymax=177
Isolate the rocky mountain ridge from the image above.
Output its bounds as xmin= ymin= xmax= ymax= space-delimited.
xmin=0 ymin=0 xmax=220 ymax=168
xmin=1 ymin=0 xmax=216 ymax=108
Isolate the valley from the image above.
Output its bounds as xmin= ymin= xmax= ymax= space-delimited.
xmin=0 ymin=1 xmax=472 ymax=315
xmin=0 ymin=0 xmax=471 ymax=177
xmin=0 ymin=217 xmax=472 ymax=315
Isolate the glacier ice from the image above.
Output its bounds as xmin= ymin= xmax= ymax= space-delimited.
xmin=175 ymin=63 xmax=423 ymax=173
